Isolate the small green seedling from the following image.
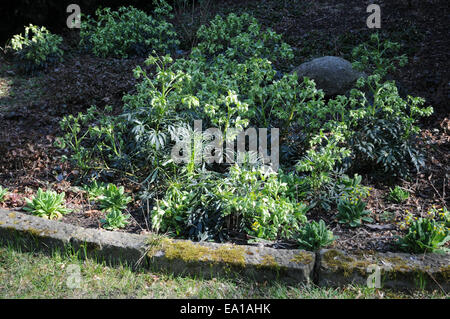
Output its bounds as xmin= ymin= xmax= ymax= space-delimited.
xmin=336 ymin=198 xmax=373 ymax=227
xmin=387 ymin=186 xmax=409 ymax=203
xmin=101 ymin=210 xmax=131 ymax=230
xmin=99 ymin=184 xmax=132 ymax=213
xmin=24 ymin=188 xmax=72 ymax=220
xmin=296 ymin=220 xmax=335 ymax=251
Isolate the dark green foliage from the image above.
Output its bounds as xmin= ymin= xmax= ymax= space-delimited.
xmin=346 ymin=75 xmax=433 ymax=179
xmin=152 ymin=165 xmax=308 ymax=241
xmin=80 ymin=6 xmax=179 ymax=58
xmin=9 ymin=24 xmax=63 ymax=74
xmin=151 ymin=171 xmax=226 ymax=241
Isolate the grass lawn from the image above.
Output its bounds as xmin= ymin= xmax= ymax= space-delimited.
xmin=0 ymin=244 xmax=446 ymax=299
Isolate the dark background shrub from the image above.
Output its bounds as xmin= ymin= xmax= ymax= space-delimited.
xmin=0 ymin=1 xmax=182 ymax=46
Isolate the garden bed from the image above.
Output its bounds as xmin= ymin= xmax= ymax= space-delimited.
xmin=0 ymin=0 xmax=449 ymax=257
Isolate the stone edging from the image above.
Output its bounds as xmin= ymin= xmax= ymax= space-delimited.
xmin=0 ymin=209 xmax=448 ymax=292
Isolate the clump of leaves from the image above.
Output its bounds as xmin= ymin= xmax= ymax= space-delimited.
xmin=339 ymin=174 xmax=370 ymax=199
xmin=80 ymin=6 xmax=179 ymax=58
xmin=101 ymin=210 xmax=131 ymax=230
xmin=219 ymin=165 xmax=309 ymax=240
xmin=387 ymin=186 xmax=410 ymax=203
xmin=352 ymin=32 xmax=408 ymax=79
xmin=151 ymin=172 xmax=226 ymax=241
xmin=296 ymin=220 xmax=335 ymax=251
xmin=397 ymin=214 xmax=449 ymax=254
xmin=346 ymin=75 xmax=433 ymax=179
xmin=80 ymin=181 xmax=133 ymax=231
xmin=0 ymin=186 xmax=9 ymax=203
xmin=82 ymin=180 xmax=108 ymax=201
xmin=196 ymin=12 xmax=293 ymax=64
xmin=296 ymin=128 xmax=351 ymax=197
xmin=23 ymin=189 xmax=72 ymax=220
xmin=55 ymin=106 xmax=128 ymax=176
xmin=169 ymin=12 xmax=295 ymax=129
xmin=8 ymin=24 xmax=63 ymax=74
xmin=152 ymin=165 xmax=309 ymax=241
xmin=349 ymin=36 xmax=433 ymax=179
xmin=336 ymin=198 xmax=372 ymax=227
xmin=99 ymin=184 xmax=132 ymax=213
xmin=55 ymin=108 xmax=96 ymax=172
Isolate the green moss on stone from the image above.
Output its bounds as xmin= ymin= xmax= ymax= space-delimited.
xmin=257 ymin=254 xmax=288 ymax=274
xmin=322 ymin=250 xmax=359 ymax=277
xmin=439 ymin=265 xmax=450 ymax=280
xmin=27 ymin=227 xmax=44 ymax=237
xmin=382 ymin=256 xmax=413 ymax=273
xmin=25 ymin=227 xmax=57 ymax=237
xmin=149 ymin=238 xmax=246 ymax=268
xmin=211 ymin=245 xmax=246 ymax=267
xmin=290 ymin=251 xmax=313 ymax=264
xmin=261 ymin=255 xmax=278 ymax=267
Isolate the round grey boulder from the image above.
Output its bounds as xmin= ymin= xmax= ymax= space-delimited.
xmin=292 ymin=56 xmax=365 ymax=96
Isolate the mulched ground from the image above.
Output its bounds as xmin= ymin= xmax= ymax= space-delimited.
xmin=0 ymin=0 xmax=448 ymax=252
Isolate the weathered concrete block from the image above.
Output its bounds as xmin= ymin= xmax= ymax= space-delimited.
xmin=0 ymin=208 xmax=76 ymax=251
xmin=70 ymin=227 xmax=149 ymax=267
xmin=317 ymin=249 xmax=450 ymax=292
xmin=147 ymin=239 xmax=315 ymax=283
